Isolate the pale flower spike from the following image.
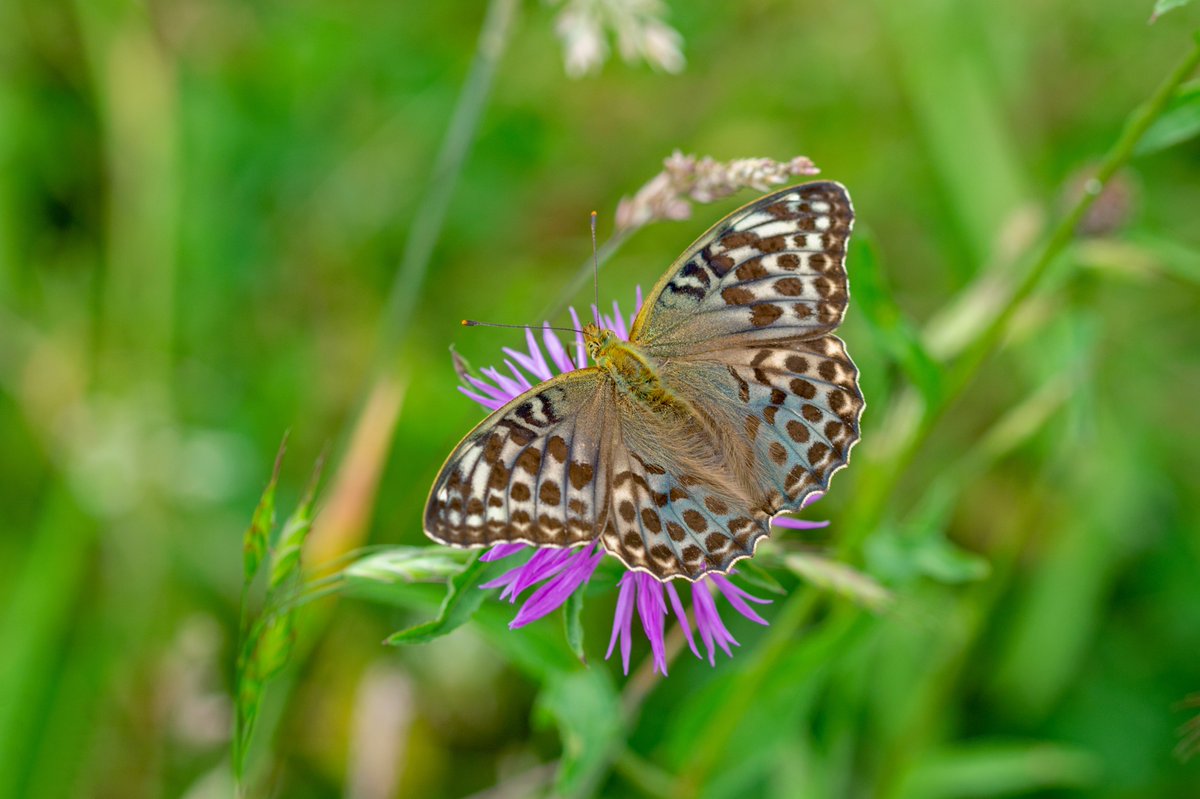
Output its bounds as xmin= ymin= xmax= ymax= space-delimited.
xmin=553 ymin=0 xmax=685 ymax=79
xmin=457 ymin=289 xmax=832 ymax=675
xmin=615 ymin=151 xmax=821 ymax=232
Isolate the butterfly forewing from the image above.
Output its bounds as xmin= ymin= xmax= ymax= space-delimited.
xmin=425 ymin=371 xmax=614 ymax=550
xmin=631 ymin=181 xmax=853 ymax=357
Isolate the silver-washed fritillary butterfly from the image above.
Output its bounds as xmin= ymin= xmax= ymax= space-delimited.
xmin=424 ymin=181 xmax=863 ymax=580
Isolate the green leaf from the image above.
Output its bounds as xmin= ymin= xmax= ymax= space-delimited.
xmin=1135 ymin=79 xmax=1200 ymax=154
xmin=849 ymin=232 xmax=944 ymax=402
xmin=385 ymin=552 xmax=491 ymax=645
xmin=535 ymin=670 xmax=622 ymax=799
xmin=344 ymin=546 xmax=469 ymax=585
xmin=244 ymin=434 xmax=288 ymax=584
xmin=234 ymin=611 xmax=295 ymax=775
xmin=865 ymin=524 xmax=991 ymax=586
xmin=783 ymin=553 xmax=892 ymax=611
xmin=268 ymin=452 xmax=325 ymax=592
xmin=1150 ymin=0 xmax=1195 ymax=22
xmin=731 ymin=559 xmax=787 ymax=596
xmin=902 ymin=739 xmax=1101 ymax=798
xmin=563 ymin=589 xmax=586 ymax=664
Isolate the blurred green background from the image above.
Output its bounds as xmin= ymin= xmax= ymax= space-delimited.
xmin=3 ymin=0 xmax=1200 ymax=797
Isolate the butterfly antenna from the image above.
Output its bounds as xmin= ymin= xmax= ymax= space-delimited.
xmin=590 ymin=210 xmax=600 ymax=327
xmin=462 ymin=319 xmax=583 ymax=335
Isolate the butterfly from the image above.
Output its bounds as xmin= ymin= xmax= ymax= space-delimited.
xmin=424 ymin=181 xmax=863 ymax=581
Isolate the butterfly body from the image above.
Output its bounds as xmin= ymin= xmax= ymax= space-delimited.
xmin=587 ymin=323 xmax=689 ymax=416
xmin=426 ymin=182 xmax=864 ymax=581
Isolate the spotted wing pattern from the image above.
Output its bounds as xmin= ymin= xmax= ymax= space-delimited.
xmin=598 ymin=394 xmax=772 ymax=580
xmin=594 ymin=335 xmax=863 ymax=579
xmin=672 ymin=335 xmax=863 ymax=511
xmin=631 ymin=181 xmax=853 ymax=358
xmin=426 ymin=180 xmax=862 ymax=582
xmin=425 ymin=371 xmax=614 ymax=550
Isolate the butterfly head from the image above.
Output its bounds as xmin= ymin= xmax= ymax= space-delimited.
xmin=583 ymin=323 xmax=618 ymax=366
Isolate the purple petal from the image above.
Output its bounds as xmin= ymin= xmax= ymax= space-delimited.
xmin=502 ymin=341 xmax=551 ymax=383
xmin=635 ymin=285 xmax=644 ymax=314
xmin=481 ymin=542 xmax=527 ymax=562
xmin=611 ymin=300 xmax=629 ymax=340
xmin=510 ymin=545 xmax=604 ymax=628
xmin=666 ymin=581 xmax=700 ymax=659
xmin=457 ymin=386 xmax=506 ymax=411
xmin=772 ymin=517 xmax=830 ymax=531
xmin=692 ymin=582 xmax=738 ymax=664
xmin=481 ymin=366 xmax=524 ymax=399
xmin=709 ymin=574 xmax=771 ymax=625
xmin=568 ymin=307 xmax=587 ymax=367
xmin=542 ymin=323 xmax=575 ymax=374
xmin=635 ymin=574 xmax=669 ymax=675
xmin=464 ymin=373 xmax=511 ymax=402
xmin=507 ymin=548 xmax=574 ymax=600
xmin=802 ymin=491 xmax=824 ymax=509
xmin=606 ymin=574 xmax=637 ymax=674
xmin=504 ymin=360 xmax=534 ymax=392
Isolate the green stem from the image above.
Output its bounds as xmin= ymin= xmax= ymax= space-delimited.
xmin=375 ymin=0 xmax=520 ymax=370
xmin=676 ymin=33 xmax=1200 ymax=794
xmin=539 ymin=226 xmax=637 ymax=321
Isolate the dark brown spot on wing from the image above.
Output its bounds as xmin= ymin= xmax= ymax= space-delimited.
xmin=539 ymin=481 xmax=561 ymax=505
xmin=569 ymin=462 xmax=594 ymax=490
xmin=547 ymin=436 xmax=568 ymax=462
xmin=750 ymin=304 xmax=783 ymax=327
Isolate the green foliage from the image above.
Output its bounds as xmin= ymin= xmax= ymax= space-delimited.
xmin=535 ymin=670 xmax=623 ymax=798
xmin=384 ymin=552 xmax=492 ymax=646
xmin=1152 ymin=0 xmax=1196 ymax=21
xmin=564 ymin=588 xmax=588 ymax=664
xmin=1136 ymin=79 xmax=1200 ymax=154
xmin=233 ymin=448 xmax=325 ymax=785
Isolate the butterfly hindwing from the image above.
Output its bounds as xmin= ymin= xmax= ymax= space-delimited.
xmin=632 ymin=181 xmax=853 ymax=358
xmin=425 ymin=371 xmax=614 ymax=550
xmin=599 ymin=399 xmax=772 ymax=579
xmin=663 ymin=335 xmax=864 ymax=515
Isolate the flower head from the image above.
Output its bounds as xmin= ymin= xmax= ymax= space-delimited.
xmin=454 ymin=290 xmax=829 ymax=674
xmin=551 ymin=0 xmax=686 ymax=79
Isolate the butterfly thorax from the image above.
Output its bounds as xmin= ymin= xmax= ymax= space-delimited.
xmin=584 ymin=324 xmax=685 ymax=413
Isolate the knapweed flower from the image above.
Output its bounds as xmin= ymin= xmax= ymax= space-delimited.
xmin=457 ymin=290 xmax=828 ymax=675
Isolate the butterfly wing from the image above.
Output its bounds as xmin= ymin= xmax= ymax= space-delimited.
xmin=630 ymin=181 xmax=854 ymax=357
xmin=594 ymin=335 xmax=863 ymax=580
xmin=596 ymin=182 xmax=862 ymax=578
xmin=424 ymin=370 xmax=616 ymax=550
xmin=597 ymin=392 xmax=770 ymax=580
xmin=662 ymin=334 xmax=863 ymax=513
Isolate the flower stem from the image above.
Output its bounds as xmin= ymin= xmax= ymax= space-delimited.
xmin=675 ymin=32 xmax=1200 ymax=797
xmin=539 ymin=226 xmax=637 ymax=322
xmin=375 ymin=0 xmax=521 ymax=370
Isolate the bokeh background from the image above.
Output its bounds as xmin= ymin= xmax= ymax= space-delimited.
xmin=3 ymin=0 xmax=1200 ymax=797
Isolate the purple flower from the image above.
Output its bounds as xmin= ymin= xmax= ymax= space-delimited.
xmin=456 ymin=289 xmax=828 ymax=674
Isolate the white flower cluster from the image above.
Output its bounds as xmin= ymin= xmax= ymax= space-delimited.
xmin=552 ymin=0 xmax=685 ymax=78
xmin=615 ymin=151 xmax=821 ymax=232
